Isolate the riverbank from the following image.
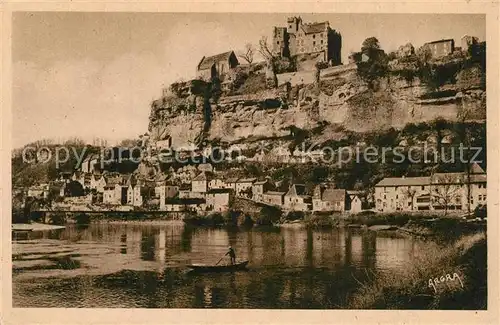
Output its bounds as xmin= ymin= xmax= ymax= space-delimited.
xmin=347 ymin=232 xmax=487 ymax=309
xmin=22 ymin=210 xmax=486 ymax=240
xmin=12 ymin=223 xmax=66 ymax=232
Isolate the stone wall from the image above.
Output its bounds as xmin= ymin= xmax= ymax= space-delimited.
xmin=276 ymin=70 xmax=316 ymax=86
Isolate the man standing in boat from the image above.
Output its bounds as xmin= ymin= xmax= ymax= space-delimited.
xmin=225 ymin=246 xmax=236 ymax=265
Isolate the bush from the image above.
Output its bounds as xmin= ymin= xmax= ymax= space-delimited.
xmin=256 ymin=206 xmax=282 ymax=226
xmin=315 ymin=61 xmax=329 ymax=70
xmin=347 ymin=233 xmax=486 ymax=309
xmin=284 ymin=211 xmax=305 ymax=221
xmin=232 ymin=73 xmax=266 ymax=95
xmin=183 ymin=213 xmax=226 ymax=227
xmin=75 ymin=213 xmax=91 ymax=225
xmin=348 ymin=212 xmax=410 ymax=227
xmin=208 ymin=212 xmax=224 ymax=225
xmin=304 ymin=214 xmax=337 ymax=228
xmin=474 ymin=204 xmax=486 ymax=219
xmin=50 ymin=212 xmax=67 ymax=225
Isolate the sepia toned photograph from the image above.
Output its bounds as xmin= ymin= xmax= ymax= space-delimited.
xmin=6 ymin=8 xmax=493 ymax=315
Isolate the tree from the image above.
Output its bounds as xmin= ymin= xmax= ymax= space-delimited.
xmin=431 ymin=174 xmax=462 ymax=215
xmin=258 ymin=37 xmax=275 ymax=62
xmin=416 ymin=45 xmax=432 ymax=63
xmin=357 ymin=37 xmax=388 ymax=88
xmin=119 ymin=138 xmax=140 ymax=147
xmin=402 ymin=187 xmax=417 ymax=210
xmin=456 ymin=107 xmax=475 ymax=213
xmin=361 ymin=37 xmax=381 ymax=52
xmin=239 ymin=43 xmax=255 ymax=65
xmin=64 ymin=181 xmax=85 ymax=197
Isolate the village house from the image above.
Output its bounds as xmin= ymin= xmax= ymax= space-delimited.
xmin=347 ymin=190 xmax=364 ymax=213
xmin=192 ymin=171 xmax=213 ymax=193
xmin=208 ymin=178 xmax=226 ymax=190
xmin=196 ymin=51 xmax=239 ymax=81
xmin=423 ymin=39 xmax=455 ymax=58
xmin=236 ymin=178 xmax=257 ymax=198
xmin=224 ymin=177 xmax=240 ymax=191
xmin=125 ymin=175 xmax=143 ymax=207
xmin=178 ymin=184 xmax=194 ymax=199
xmin=27 ymin=184 xmax=50 ymax=199
xmin=252 ymin=179 xmax=275 ymax=202
xmin=312 ymin=185 xmax=347 ymax=212
xmin=374 ymin=163 xmax=487 ymax=212
xmin=58 ymin=172 xmax=73 ymax=183
xmin=205 ymin=189 xmax=233 ymax=212
xmin=284 ymin=183 xmax=312 ymax=211
xmin=156 ymin=182 xmax=179 ymax=200
xmin=161 ymin=198 xmax=206 ymax=212
xmin=103 ymin=176 xmax=127 ymax=205
xmin=91 ymin=174 xmax=107 ymax=193
xmin=72 ymin=171 xmax=85 ymax=187
xmin=262 ymin=191 xmax=286 ymax=207
xmin=375 ymin=176 xmax=432 ymax=212
xmin=272 ymin=16 xmax=342 ymax=65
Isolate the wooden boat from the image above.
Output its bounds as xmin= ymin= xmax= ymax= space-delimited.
xmin=187 ymin=260 xmax=249 ymax=272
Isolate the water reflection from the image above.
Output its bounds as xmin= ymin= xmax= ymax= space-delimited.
xmin=13 ymin=222 xmax=436 ymax=308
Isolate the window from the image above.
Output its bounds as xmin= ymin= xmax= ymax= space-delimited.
xmin=321 ymin=40 xmax=323 ymax=44
xmin=313 ymin=41 xmax=316 ymax=46
xmin=320 ymin=33 xmax=323 ymax=37
xmin=395 ymin=186 xmax=399 ymax=191
xmin=289 ymin=25 xmax=292 ymax=29
xmin=421 ymin=186 xmax=425 ymax=190
xmin=277 ymin=41 xmax=280 ymax=45
xmin=383 ymin=194 xmax=386 ymax=199
xmin=313 ymin=34 xmax=316 ymax=39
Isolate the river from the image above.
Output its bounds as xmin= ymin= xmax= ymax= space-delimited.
xmin=12 ymin=222 xmax=440 ymax=308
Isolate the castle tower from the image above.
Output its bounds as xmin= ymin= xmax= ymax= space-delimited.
xmin=286 ymin=16 xmax=302 ymax=34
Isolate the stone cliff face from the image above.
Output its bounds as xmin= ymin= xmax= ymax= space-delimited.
xmin=147 ymin=65 xmax=485 ymax=150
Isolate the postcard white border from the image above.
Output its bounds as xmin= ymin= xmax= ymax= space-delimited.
xmin=1 ymin=1 xmax=499 ymax=324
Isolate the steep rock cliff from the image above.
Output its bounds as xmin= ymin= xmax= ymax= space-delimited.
xmin=147 ymin=65 xmax=485 ymax=150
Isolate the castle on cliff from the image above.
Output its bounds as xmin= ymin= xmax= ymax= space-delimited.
xmin=272 ymin=16 xmax=342 ymax=65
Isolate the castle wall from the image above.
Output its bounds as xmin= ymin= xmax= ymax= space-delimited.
xmin=295 ymin=31 xmax=328 ymax=55
xmin=276 ymin=71 xmax=316 ymax=86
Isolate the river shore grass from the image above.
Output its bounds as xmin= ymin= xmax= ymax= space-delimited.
xmin=347 ymin=232 xmax=487 ymax=309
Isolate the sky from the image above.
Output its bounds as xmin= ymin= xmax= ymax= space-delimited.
xmin=12 ymin=12 xmax=486 ymax=148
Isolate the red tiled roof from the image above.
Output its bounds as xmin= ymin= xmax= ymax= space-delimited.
xmin=426 ymin=39 xmax=454 ymax=45
xmin=238 ymin=178 xmax=257 ymax=183
xmin=193 ymin=171 xmax=214 ymax=181
xmin=469 ymin=162 xmax=485 ymax=174
xmin=263 ymin=191 xmax=286 ymax=196
xmin=375 ymin=177 xmax=431 ymax=187
xmin=321 ymin=189 xmax=346 ymax=203
xmin=198 ymin=51 xmax=235 ymax=70
xmin=286 ymin=184 xmax=307 ymax=196
xmin=301 ymin=22 xmax=328 ymax=34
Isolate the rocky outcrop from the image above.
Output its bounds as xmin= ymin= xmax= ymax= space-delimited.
xmin=147 ymin=62 xmax=486 ymax=150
